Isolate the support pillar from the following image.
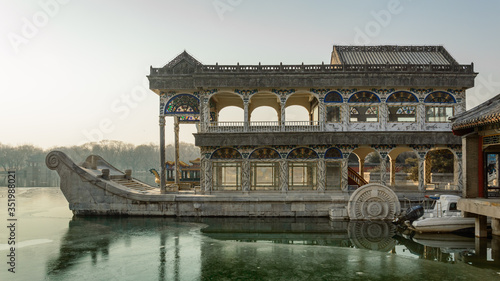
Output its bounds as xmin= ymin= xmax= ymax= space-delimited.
xmin=280 ymin=100 xmax=286 ymax=131
xmin=380 ymin=153 xmax=387 ymax=186
xmin=390 ymin=158 xmax=396 ymax=186
xmin=242 ymin=159 xmax=250 ymax=192
xmin=204 ymin=160 xmax=212 ymax=192
xmin=341 ymin=158 xmax=348 ymax=191
xmin=475 ymin=215 xmax=488 ymax=238
xmin=174 ymin=116 xmax=180 ymax=186
xmin=454 ymin=152 xmax=463 ymax=191
xmin=319 ymin=99 xmax=325 ymax=131
xmin=493 ymin=218 xmax=500 ymax=237
xmin=159 ymin=116 xmax=166 ymax=194
xmin=279 ymin=159 xmax=288 ymax=192
xmin=462 ymin=134 xmax=480 ymax=198
xmin=341 ymin=103 xmax=348 ymax=131
xmin=243 ymin=99 xmax=249 ymax=132
xmin=424 ymin=154 xmax=431 ymax=184
xmin=317 ymin=159 xmax=326 ymax=192
xmin=418 ymin=155 xmax=425 ymax=192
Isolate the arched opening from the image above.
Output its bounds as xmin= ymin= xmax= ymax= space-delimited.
xmin=425 ymin=149 xmax=455 ymax=190
xmin=285 ymin=92 xmax=319 ymax=122
xmin=287 ymin=147 xmax=318 ymax=190
xmin=325 ymin=147 xmax=342 ymax=190
xmin=391 ymin=150 xmax=418 ymax=187
xmin=249 ymin=147 xmax=281 ymax=191
xmin=285 ymin=105 xmax=310 ymax=121
xmin=424 ymin=91 xmax=456 ymax=123
xmin=250 ymin=106 xmax=279 ymax=122
xmin=209 ymin=92 xmax=243 ymax=123
xmin=211 ymin=147 xmax=242 ymax=191
xmin=348 ymin=91 xmax=381 ymax=123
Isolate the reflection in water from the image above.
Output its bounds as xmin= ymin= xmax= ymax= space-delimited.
xmin=46 ymin=217 xmax=500 ymax=280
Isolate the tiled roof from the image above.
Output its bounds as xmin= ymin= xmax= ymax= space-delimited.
xmin=451 ymin=93 xmax=500 ymax=132
xmin=331 ymin=46 xmax=458 ymax=65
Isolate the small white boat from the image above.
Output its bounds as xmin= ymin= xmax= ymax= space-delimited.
xmin=409 ymin=195 xmax=483 ymax=234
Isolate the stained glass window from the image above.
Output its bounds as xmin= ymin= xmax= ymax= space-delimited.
xmin=251 ymin=162 xmax=280 ymax=191
xmin=324 ymin=148 xmax=342 ymax=159
xmin=211 ymin=148 xmax=242 ymax=159
xmin=287 ymin=147 xmax=319 ymax=159
xmin=386 ymin=91 xmax=418 ymax=103
xmin=165 ymin=94 xmax=200 ymax=114
xmin=348 ymin=91 xmax=380 ymax=103
xmin=389 ymin=106 xmax=417 ymax=122
xmin=350 ymin=106 xmax=379 ymax=122
xmin=289 ymin=162 xmax=317 ymax=190
xmin=424 ymin=92 xmax=456 ymax=103
xmin=249 ymin=148 xmax=281 ymax=159
xmin=324 ymin=91 xmax=343 ymax=103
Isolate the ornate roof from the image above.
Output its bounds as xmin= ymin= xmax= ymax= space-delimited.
xmin=451 ymin=93 xmax=500 ymax=133
xmin=162 ymin=50 xmax=203 ymax=68
xmin=331 ymin=45 xmax=458 ymax=65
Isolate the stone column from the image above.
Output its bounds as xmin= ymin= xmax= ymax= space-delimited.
xmin=379 ymin=153 xmax=388 ymax=186
xmin=462 ymin=134 xmax=480 ymax=198
xmin=341 ymin=157 xmax=349 ymax=191
xmin=203 ymin=97 xmax=211 ymax=132
xmin=418 ymin=153 xmax=425 ymax=192
xmin=200 ymin=98 xmax=207 ymax=132
xmin=390 ymin=158 xmax=397 ymax=186
xmin=425 ymin=154 xmax=431 ymax=184
xmin=342 ymin=103 xmax=348 ymax=131
xmin=279 ymin=159 xmax=288 ymax=192
xmin=317 ymin=159 xmax=326 ymax=192
xmin=454 ymin=152 xmax=463 ymax=191
xmin=243 ymin=99 xmax=249 ymax=132
xmin=417 ymin=103 xmax=425 ymax=131
xmin=380 ymin=103 xmax=387 ymax=131
xmin=319 ymin=99 xmax=325 ymax=131
xmin=475 ymin=215 xmax=488 ymax=238
xmin=204 ymin=159 xmax=212 ymax=192
xmin=159 ymin=116 xmax=166 ymax=194
xmin=280 ymin=99 xmax=286 ymax=131
xmin=242 ymin=159 xmax=250 ymax=192
xmin=174 ymin=116 xmax=180 ymax=185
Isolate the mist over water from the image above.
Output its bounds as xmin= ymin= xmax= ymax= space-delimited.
xmin=1 ymin=187 xmax=499 ymax=280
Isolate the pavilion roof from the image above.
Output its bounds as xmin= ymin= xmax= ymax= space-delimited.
xmin=331 ymin=45 xmax=458 ymax=65
xmin=451 ymin=93 xmax=500 ymax=133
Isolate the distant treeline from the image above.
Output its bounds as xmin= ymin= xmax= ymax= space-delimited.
xmin=0 ymin=141 xmax=200 ymax=187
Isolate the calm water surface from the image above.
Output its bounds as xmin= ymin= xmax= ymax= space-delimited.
xmin=1 ymin=187 xmax=499 ymax=281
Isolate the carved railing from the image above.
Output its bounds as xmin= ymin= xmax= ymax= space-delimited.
xmin=207 ymin=121 xmax=320 ymax=133
xmin=348 ymin=167 xmax=368 ymax=187
xmin=150 ymin=63 xmax=474 ymax=76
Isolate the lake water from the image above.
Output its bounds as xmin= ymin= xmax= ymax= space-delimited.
xmin=1 ymin=187 xmax=499 ymax=281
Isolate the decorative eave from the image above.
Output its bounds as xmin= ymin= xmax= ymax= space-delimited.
xmin=451 ymin=93 xmax=500 ymax=135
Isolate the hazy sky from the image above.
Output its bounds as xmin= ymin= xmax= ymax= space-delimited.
xmin=1 ymin=0 xmax=500 ymax=149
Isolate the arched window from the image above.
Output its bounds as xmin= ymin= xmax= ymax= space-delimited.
xmin=424 ymin=92 xmax=456 ymax=103
xmin=211 ymin=148 xmax=242 ymax=159
xmin=287 ymin=147 xmax=319 ymax=159
xmin=324 ymin=148 xmax=342 ymax=159
xmin=165 ymin=94 xmax=200 ymax=114
xmin=424 ymin=92 xmax=456 ymax=122
xmin=287 ymin=147 xmax=318 ymax=191
xmin=349 ymin=92 xmax=380 ymax=122
xmin=249 ymin=148 xmax=280 ymax=191
xmin=211 ymin=148 xmax=242 ymax=191
xmin=386 ymin=91 xmax=418 ymax=103
xmin=324 ymin=91 xmax=343 ymax=103
xmin=348 ymin=91 xmax=380 ymax=103
xmin=325 ymin=91 xmax=343 ymax=123
xmin=249 ymin=148 xmax=281 ymax=159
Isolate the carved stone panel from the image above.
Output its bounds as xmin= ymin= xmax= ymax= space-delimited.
xmin=347 ymin=183 xmax=401 ymax=220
